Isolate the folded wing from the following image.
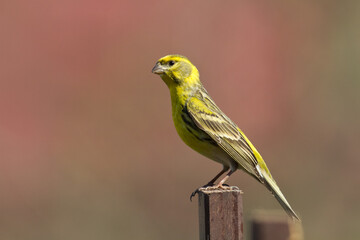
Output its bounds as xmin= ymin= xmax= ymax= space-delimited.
xmin=186 ymin=88 xmax=262 ymax=179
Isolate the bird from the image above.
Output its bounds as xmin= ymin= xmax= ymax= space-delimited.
xmin=151 ymin=54 xmax=300 ymax=220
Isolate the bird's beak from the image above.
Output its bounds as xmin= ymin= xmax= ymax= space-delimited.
xmin=152 ymin=63 xmax=165 ymax=75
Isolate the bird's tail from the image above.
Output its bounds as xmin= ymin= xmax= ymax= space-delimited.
xmin=260 ymin=169 xmax=300 ymax=221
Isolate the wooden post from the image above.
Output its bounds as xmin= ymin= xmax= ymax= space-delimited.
xmin=198 ymin=187 xmax=243 ymax=240
xmin=251 ymin=212 xmax=303 ymax=240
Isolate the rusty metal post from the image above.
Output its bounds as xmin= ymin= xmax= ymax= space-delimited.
xmin=251 ymin=212 xmax=303 ymax=240
xmin=198 ymin=187 xmax=243 ymax=240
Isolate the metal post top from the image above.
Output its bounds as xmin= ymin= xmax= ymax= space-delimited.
xmin=198 ymin=186 xmax=243 ymax=195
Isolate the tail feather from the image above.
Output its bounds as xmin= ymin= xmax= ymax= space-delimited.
xmin=260 ymin=169 xmax=300 ymax=221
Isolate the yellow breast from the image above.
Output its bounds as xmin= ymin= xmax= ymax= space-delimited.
xmin=171 ymin=99 xmax=230 ymax=166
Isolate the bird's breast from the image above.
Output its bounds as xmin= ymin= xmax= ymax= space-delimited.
xmin=171 ymin=103 xmax=229 ymax=164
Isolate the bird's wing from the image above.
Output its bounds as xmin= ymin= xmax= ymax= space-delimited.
xmin=186 ymin=88 xmax=262 ymax=178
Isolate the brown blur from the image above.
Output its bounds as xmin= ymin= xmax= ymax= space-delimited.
xmin=1 ymin=1 xmax=359 ymax=239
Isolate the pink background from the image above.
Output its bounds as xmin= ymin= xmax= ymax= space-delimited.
xmin=1 ymin=1 xmax=359 ymax=239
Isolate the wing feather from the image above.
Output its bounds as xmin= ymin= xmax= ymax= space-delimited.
xmin=186 ymin=88 xmax=261 ymax=178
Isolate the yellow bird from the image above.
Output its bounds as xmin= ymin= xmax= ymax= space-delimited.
xmin=152 ymin=54 xmax=300 ymax=220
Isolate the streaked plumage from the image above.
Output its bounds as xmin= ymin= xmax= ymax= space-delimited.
xmin=152 ymin=54 xmax=300 ymax=220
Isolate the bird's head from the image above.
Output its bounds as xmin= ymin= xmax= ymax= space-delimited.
xmin=152 ymin=55 xmax=200 ymax=88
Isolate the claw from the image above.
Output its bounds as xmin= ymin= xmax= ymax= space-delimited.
xmin=190 ymin=189 xmax=199 ymax=201
xmin=190 ymin=183 xmax=215 ymax=201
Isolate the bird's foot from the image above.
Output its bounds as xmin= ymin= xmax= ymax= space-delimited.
xmin=214 ymin=183 xmax=230 ymax=189
xmin=190 ymin=183 xmax=215 ymax=201
xmin=190 ymin=184 xmax=232 ymax=201
xmin=202 ymin=183 xmax=231 ymax=191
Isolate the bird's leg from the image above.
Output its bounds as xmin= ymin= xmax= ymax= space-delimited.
xmin=206 ymin=166 xmax=230 ymax=186
xmin=214 ymin=168 xmax=237 ymax=189
xmin=190 ymin=166 xmax=229 ymax=201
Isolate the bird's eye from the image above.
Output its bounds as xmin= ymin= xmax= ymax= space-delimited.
xmin=168 ymin=60 xmax=175 ymax=66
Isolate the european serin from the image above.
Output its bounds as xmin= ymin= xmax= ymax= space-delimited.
xmin=152 ymin=54 xmax=299 ymax=220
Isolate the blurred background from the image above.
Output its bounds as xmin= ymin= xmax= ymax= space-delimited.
xmin=1 ymin=0 xmax=359 ymax=239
